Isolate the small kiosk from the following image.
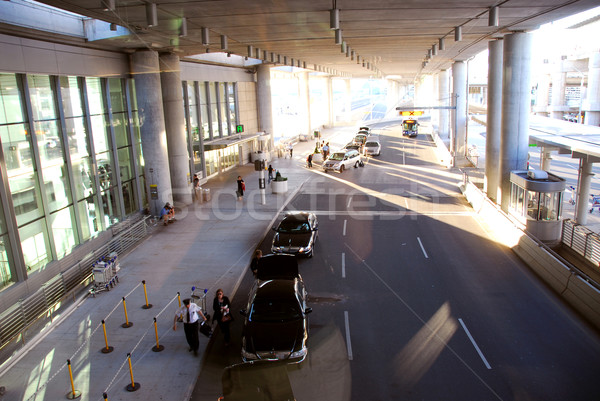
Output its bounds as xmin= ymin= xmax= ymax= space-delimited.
xmin=509 ymin=170 xmax=566 ymax=242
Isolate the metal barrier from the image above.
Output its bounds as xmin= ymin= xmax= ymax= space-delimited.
xmin=0 ymin=215 xmax=154 ymax=354
xmin=562 ymin=218 xmax=600 ymax=266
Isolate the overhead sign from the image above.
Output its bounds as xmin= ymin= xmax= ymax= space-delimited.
xmin=400 ymin=111 xmax=424 ymax=116
xmin=236 ymin=124 xmax=244 ymax=133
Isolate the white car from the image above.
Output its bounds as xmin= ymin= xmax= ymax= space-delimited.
xmin=364 ymin=139 xmax=381 ymax=156
xmin=323 ymin=149 xmax=362 ymax=173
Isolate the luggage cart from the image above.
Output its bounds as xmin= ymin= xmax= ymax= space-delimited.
xmin=590 ymin=194 xmax=600 ymax=213
xmin=89 ymin=256 xmax=119 ymax=297
xmin=567 ymin=185 xmax=576 ymax=205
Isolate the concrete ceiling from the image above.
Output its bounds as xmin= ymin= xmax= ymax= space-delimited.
xmin=20 ymin=0 xmax=600 ymax=82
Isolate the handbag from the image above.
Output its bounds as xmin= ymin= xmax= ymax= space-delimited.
xmin=199 ymin=320 xmax=212 ymax=337
xmin=241 ymin=182 xmax=246 ymax=191
xmin=221 ymin=313 xmax=232 ymax=322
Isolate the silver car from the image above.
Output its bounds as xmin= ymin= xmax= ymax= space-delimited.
xmin=322 ymin=149 xmax=361 ymax=173
xmin=364 ymin=140 xmax=381 ymax=156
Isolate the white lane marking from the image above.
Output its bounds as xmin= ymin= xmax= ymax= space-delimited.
xmin=343 ymin=219 xmax=347 ymax=236
xmin=417 ymin=236 xmax=429 ymax=259
xmin=347 ymin=196 xmax=352 ymax=209
xmin=344 ymin=311 xmax=353 ymax=360
xmin=404 ymin=198 xmax=409 ymax=209
xmin=458 ymin=318 xmax=492 ymax=370
xmin=403 ymin=150 xmax=406 ymax=165
xmin=341 ymin=252 xmax=346 ymax=278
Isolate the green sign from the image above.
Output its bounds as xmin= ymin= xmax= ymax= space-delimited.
xmin=236 ymin=124 xmax=244 ymax=133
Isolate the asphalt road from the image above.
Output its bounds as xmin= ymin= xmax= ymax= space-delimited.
xmin=193 ymin=123 xmax=600 ymax=400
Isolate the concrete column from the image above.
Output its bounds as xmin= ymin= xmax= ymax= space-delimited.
xmin=584 ymin=52 xmax=600 ymax=126
xmin=485 ymin=39 xmax=503 ymax=203
xmin=575 ymin=158 xmax=594 ymax=225
xmin=160 ymin=53 xmax=191 ymax=206
xmin=534 ymin=72 xmax=551 ymax=116
xmin=540 ymin=147 xmax=553 ymax=171
xmin=256 ymin=64 xmax=274 ymax=140
xmin=499 ymin=32 xmax=533 ymax=211
xmin=345 ymin=79 xmax=352 ymax=123
xmin=451 ymin=61 xmax=468 ymax=165
xmin=550 ymin=60 xmax=567 ymax=120
xmin=298 ymin=72 xmax=311 ymax=135
xmin=326 ymin=77 xmax=334 ymax=127
xmin=131 ymin=49 xmax=172 ymax=217
xmin=438 ymin=69 xmax=450 ymax=139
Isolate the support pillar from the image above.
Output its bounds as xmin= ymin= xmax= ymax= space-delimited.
xmin=131 ymin=49 xmax=172 ymax=217
xmin=451 ymin=61 xmax=468 ymax=165
xmin=298 ymin=72 xmax=311 ymax=136
xmin=326 ymin=77 xmax=334 ymax=127
xmin=584 ymin=52 xmax=600 ymax=126
xmin=438 ymin=69 xmax=450 ymax=139
xmin=575 ymin=158 xmax=594 ymax=225
xmin=499 ymin=32 xmax=533 ymax=212
xmin=485 ymin=39 xmax=503 ymax=202
xmin=550 ymin=59 xmax=567 ymax=120
xmin=257 ymin=64 xmax=274 ymax=143
xmin=160 ymin=53 xmax=191 ymax=206
xmin=345 ymin=79 xmax=352 ymax=123
xmin=534 ymin=70 xmax=551 ymax=116
xmin=540 ymin=147 xmax=553 ymax=171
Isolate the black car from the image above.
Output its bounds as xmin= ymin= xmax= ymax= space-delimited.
xmin=271 ymin=212 xmax=318 ymax=257
xmin=240 ymin=278 xmax=312 ymax=363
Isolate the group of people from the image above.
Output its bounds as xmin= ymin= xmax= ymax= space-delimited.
xmin=173 ymin=288 xmax=233 ymax=355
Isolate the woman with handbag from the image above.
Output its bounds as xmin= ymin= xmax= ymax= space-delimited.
xmin=213 ymin=288 xmax=233 ymax=346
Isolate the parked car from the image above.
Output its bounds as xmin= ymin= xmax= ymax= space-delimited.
xmin=271 ymin=212 xmax=318 ymax=257
xmin=358 ymin=126 xmax=371 ymax=135
xmin=255 ymin=254 xmax=300 ymax=281
xmin=240 ymin=278 xmax=312 ymax=363
xmin=343 ymin=143 xmax=362 ymax=153
xmin=364 ymin=139 xmax=381 ymax=156
xmin=322 ymin=149 xmax=361 ymax=173
xmin=353 ymin=133 xmax=368 ymax=145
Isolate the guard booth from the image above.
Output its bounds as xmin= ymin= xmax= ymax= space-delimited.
xmin=509 ymin=170 xmax=566 ymax=242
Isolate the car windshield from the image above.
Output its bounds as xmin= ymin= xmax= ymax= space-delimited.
xmin=365 ymin=142 xmax=379 ymax=147
xmin=278 ymin=219 xmax=310 ymax=233
xmin=249 ymin=299 xmax=302 ymax=322
xmin=329 ymin=153 xmax=345 ymax=161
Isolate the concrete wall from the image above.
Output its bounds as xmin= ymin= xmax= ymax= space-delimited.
xmin=237 ymin=81 xmax=259 ymax=137
xmin=460 ymin=179 xmax=600 ymax=330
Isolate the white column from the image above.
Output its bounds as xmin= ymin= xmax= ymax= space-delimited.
xmin=160 ymin=53 xmax=191 ymax=206
xmin=451 ymin=61 xmax=468 ymax=165
xmin=550 ymin=59 xmax=567 ymax=120
xmin=298 ymin=72 xmax=311 ymax=136
xmin=584 ymin=52 xmax=600 ymax=126
xmin=131 ymin=49 xmax=172 ymax=216
xmin=534 ymin=71 xmax=551 ymax=116
xmin=345 ymin=79 xmax=352 ymax=123
xmin=326 ymin=77 xmax=334 ymax=127
xmin=257 ymin=64 xmax=274 ymax=142
xmin=438 ymin=69 xmax=450 ymax=139
xmin=485 ymin=39 xmax=503 ymax=202
xmin=575 ymin=158 xmax=594 ymax=225
xmin=499 ymin=32 xmax=533 ymax=211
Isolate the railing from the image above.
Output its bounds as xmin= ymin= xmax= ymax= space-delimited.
xmin=0 ymin=215 xmax=154 ymax=356
xmin=562 ymin=219 xmax=600 ymax=267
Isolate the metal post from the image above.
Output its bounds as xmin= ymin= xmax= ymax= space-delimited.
xmin=177 ymin=292 xmax=181 ymax=307
xmin=121 ymin=297 xmax=133 ymax=328
xmin=125 ymin=353 xmax=141 ymax=391
xmin=66 ymin=359 xmax=82 ymax=399
xmin=260 ymin=168 xmax=266 ymax=205
xmin=152 ymin=317 xmax=165 ymax=352
xmin=142 ymin=280 xmax=153 ymax=309
xmin=101 ymin=320 xmax=114 ymax=353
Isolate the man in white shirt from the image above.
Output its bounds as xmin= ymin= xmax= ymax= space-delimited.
xmin=173 ymin=298 xmax=207 ymax=356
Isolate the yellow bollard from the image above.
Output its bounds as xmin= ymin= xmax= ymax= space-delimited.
xmin=151 ymin=317 xmax=164 ymax=352
xmin=101 ymin=320 xmax=114 ymax=353
xmin=141 ymin=280 xmax=153 ymax=309
xmin=121 ymin=297 xmax=133 ymax=328
xmin=125 ymin=353 xmax=140 ymax=392
xmin=177 ymin=292 xmax=181 ymax=307
xmin=66 ymin=359 xmax=81 ymax=399
xmin=103 ymin=393 xmax=108 ymax=400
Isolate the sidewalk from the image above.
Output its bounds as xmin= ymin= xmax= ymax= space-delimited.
xmin=0 ymin=131 xmax=340 ymax=401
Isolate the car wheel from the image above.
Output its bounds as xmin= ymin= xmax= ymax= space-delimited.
xmin=340 ymin=165 xmax=344 ymax=173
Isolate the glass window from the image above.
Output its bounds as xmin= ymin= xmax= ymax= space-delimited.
xmin=90 ymin=114 xmax=110 ymax=154
xmin=101 ymin=187 xmax=121 ymax=226
xmin=209 ymin=83 xmax=220 ymax=137
xmin=77 ymin=196 xmax=100 ymax=241
xmin=19 ymin=218 xmax=51 ymax=274
xmin=28 ymin=75 xmax=56 ymax=121
xmin=199 ymin=83 xmax=210 ymax=140
xmin=112 ymin=113 xmax=130 ymax=148
xmin=60 ymin=76 xmax=83 ymax=118
xmin=219 ymin=83 xmax=228 ymax=136
xmin=117 ymin=147 xmax=133 ymax=181
xmin=86 ymin=77 xmax=106 ymax=116
xmin=49 ymin=206 xmax=76 ymax=258
xmin=72 ymin=156 xmax=95 ymax=200
xmin=187 ymin=82 xmax=200 ymax=142
xmin=228 ymin=83 xmax=237 ymax=134
xmin=108 ymin=78 xmax=126 ymax=113
xmin=0 ymin=74 xmax=26 ymax=124
xmin=122 ymin=180 xmax=136 ymax=215
xmin=96 ymin=151 xmax=114 ymax=190
xmin=527 ymin=190 xmax=539 ymax=220
xmin=65 ymin=116 xmax=89 ymax=157
xmin=0 ymin=233 xmax=13 ymax=288
xmin=35 ymin=120 xmax=71 ymax=212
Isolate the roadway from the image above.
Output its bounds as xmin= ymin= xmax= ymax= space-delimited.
xmin=192 ymin=122 xmax=600 ymax=400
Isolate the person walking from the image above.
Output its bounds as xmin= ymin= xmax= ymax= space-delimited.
xmin=192 ymin=174 xmax=201 ymax=203
xmin=213 ymin=289 xmax=233 ymax=346
xmin=173 ymin=298 xmax=207 ymax=356
xmin=307 ymin=153 xmax=313 ymax=168
xmin=250 ymin=249 xmax=262 ymax=276
xmin=268 ymin=165 xmax=274 ymax=183
xmin=322 ymin=142 xmax=330 ymax=160
xmin=287 ymin=143 xmax=293 ymax=158
xmin=236 ymin=176 xmax=245 ymax=201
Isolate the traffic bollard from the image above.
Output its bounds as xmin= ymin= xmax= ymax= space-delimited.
xmin=125 ymin=353 xmax=140 ymax=392
xmin=121 ymin=297 xmax=133 ymax=328
xmin=103 ymin=393 xmax=108 ymax=400
xmin=101 ymin=320 xmax=114 ymax=353
xmin=152 ymin=317 xmax=164 ymax=352
xmin=66 ymin=359 xmax=81 ymax=399
xmin=177 ymin=292 xmax=181 ymax=307
xmin=142 ymin=280 xmax=153 ymax=309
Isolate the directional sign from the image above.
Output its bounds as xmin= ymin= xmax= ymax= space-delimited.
xmin=400 ymin=111 xmax=424 ymax=116
xmin=236 ymin=124 xmax=244 ymax=133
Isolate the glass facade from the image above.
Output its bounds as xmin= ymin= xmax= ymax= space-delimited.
xmin=0 ymin=72 xmax=144 ymax=290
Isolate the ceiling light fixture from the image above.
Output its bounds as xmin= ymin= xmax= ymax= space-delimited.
xmin=201 ymin=27 xmax=209 ymax=46
xmin=220 ymin=35 xmax=227 ymax=50
xmin=439 ymin=38 xmax=445 ymax=51
xmin=346 ymin=46 xmax=351 ymax=57
xmin=455 ymin=26 xmax=462 ymax=41
xmin=432 ymin=43 xmax=437 ymax=56
xmin=146 ymin=3 xmax=157 ymax=27
xmin=179 ymin=18 xmax=187 ymax=37
xmin=101 ymin=0 xmax=115 ymax=12
xmin=330 ymin=8 xmax=339 ymax=30
xmin=489 ymin=6 xmax=499 ymax=27
xmin=335 ymin=29 xmax=342 ymax=45
xmin=341 ymin=41 xmax=346 ymax=53
xmin=351 ymin=50 xmax=355 ymax=61
xmin=110 ymin=23 xmax=117 ymax=31
xmin=247 ymin=45 xmax=253 ymax=58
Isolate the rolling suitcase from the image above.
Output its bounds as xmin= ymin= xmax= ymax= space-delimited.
xmin=199 ymin=320 xmax=212 ymax=337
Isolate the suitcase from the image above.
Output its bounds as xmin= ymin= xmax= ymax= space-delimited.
xmin=199 ymin=320 xmax=212 ymax=337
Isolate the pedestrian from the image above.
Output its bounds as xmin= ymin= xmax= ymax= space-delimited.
xmin=250 ymin=249 xmax=262 ymax=276
xmin=173 ymin=298 xmax=207 ymax=356
xmin=307 ymin=153 xmax=313 ymax=168
xmin=268 ymin=165 xmax=274 ymax=183
xmin=160 ymin=202 xmax=175 ymax=225
xmin=287 ymin=143 xmax=293 ymax=158
xmin=192 ymin=174 xmax=201 ymax=202
xmin=213 ymin=289 xmax=233 ymax=346
xmin=236 ymin=176 xmax=245 ymax=201
xmin=322 ymin=142 xmax=330 ymax=159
